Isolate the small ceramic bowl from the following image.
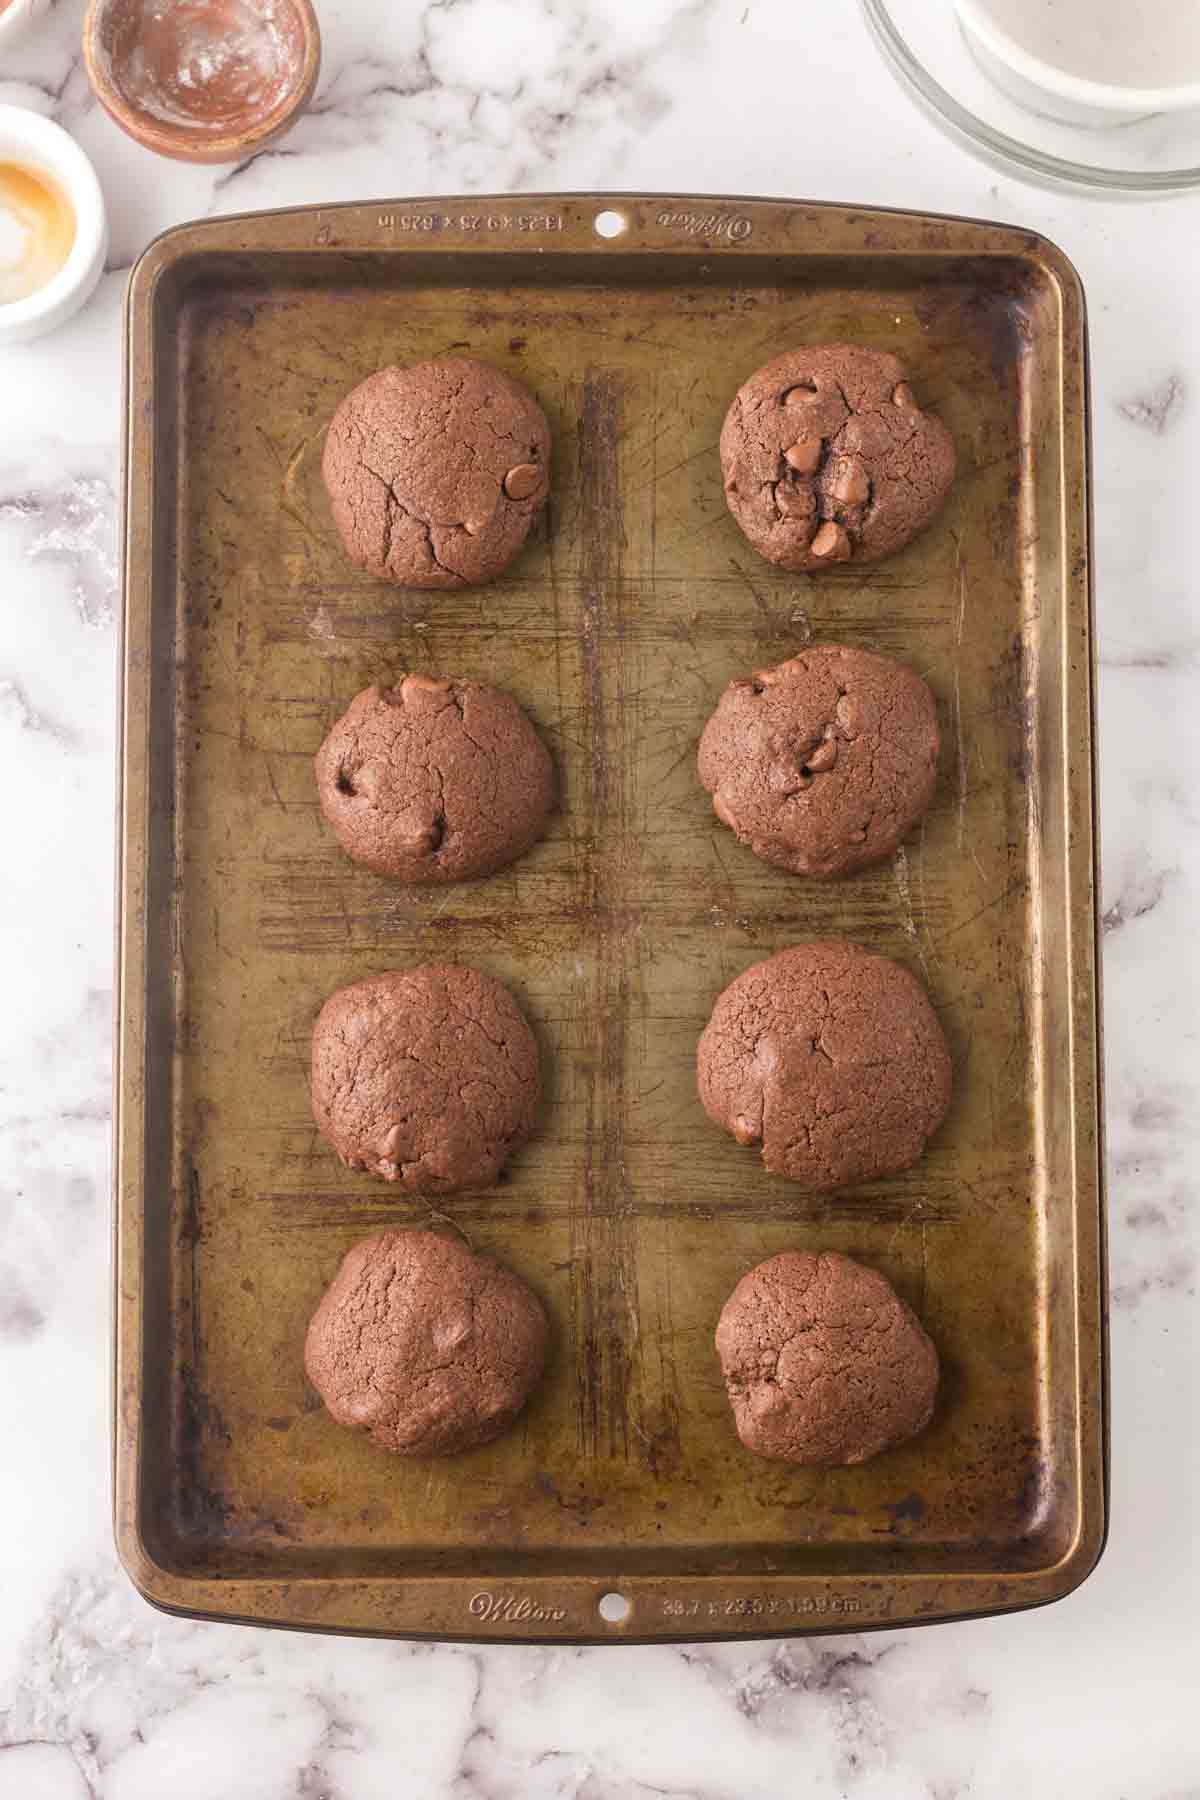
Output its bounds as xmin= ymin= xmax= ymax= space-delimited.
xmin=83 ymin=0 xmax=320 ymax=165
xmin=0 ymin=0 xmax=55 ymax=53
xmin=0 ymin=106 xmax=107 ymax=347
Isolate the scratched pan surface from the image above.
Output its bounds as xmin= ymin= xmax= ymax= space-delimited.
xmin=115 ymin=195 xmax=1105 ymax=1642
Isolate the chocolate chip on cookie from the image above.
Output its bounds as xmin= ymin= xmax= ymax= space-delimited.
xmin=305 ymin=1230 xmax=549 ymax=1457
xmin=315 ymin=676 xmax=555 ymax=883
xmin=697 ymin=941 xmax=951 ymax=1189
xmin=715 ymin=1250 xmax=939 ymax=1465
xmin=322 ymin=357 xmax=551 ymax=588
xmin=311 ymin=964 xmax=540 ymax=1192
xmin=698 ymin=644 xmax=939 ymax=877
xmin=720 ymin=344 xmax=955 ymax=571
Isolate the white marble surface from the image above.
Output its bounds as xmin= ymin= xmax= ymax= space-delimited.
xmin=0 ymin=0 xmax=1198 ymax=1793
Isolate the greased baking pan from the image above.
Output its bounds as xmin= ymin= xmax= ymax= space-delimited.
xmin=115 ymin=194 xmax=1105 ymax=1641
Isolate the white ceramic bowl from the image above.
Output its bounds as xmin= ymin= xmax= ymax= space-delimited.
xmin=0 ymin=107 xmax=107 ymax=346
xmin=0 ymin=0 xmax=54 ymax=53
xmin=955 ymin=0 xmax=1200 ymax=126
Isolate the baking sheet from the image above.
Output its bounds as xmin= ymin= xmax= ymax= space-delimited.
xmin=115 ymin=194 xmax=1105 ymax=1640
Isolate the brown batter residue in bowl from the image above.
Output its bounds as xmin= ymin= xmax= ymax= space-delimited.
xmin=85 ymin=0 xmax=319 ymax=161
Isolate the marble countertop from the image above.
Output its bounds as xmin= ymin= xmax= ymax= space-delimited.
xmin=0 ymin=1 xmax=1197 ymax=1794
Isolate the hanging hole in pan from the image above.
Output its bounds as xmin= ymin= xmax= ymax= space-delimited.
xmin=598 ymin=1590 xmax=630 ymax=1623
xmin=594 ymin=209 xmax=627 ymax=240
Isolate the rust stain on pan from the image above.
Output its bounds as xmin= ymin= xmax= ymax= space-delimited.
xmin=573 ymin=369 xmax=636 ymax=1463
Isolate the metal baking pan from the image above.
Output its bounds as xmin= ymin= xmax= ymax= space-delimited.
xmin=114 ymin=193 xmax=1105 ymax=1641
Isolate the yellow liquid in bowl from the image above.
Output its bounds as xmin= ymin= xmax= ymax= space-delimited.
xmin=0 ymin=162 xmax=76 ymax=305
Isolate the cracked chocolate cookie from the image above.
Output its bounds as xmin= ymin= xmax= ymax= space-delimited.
xmin=311 ymin=964 xmax=540 ymax=1191
xmin=315 ymin=675 xmax=555 ymax=883
xmin=715 ymin=1250 xmax=939 ymax=1465
xmin=697 ymin=942 xmax=951 ymax=1190
xmin=305 ymin=1229 xmax=549 ymax=1457
xmin=698 ymin=644 xmax=939 ymax=878
xmin=322 ymin=357 xmax=551 ymax=588
xmin=720 ymin=344 xmax=955 ymax=571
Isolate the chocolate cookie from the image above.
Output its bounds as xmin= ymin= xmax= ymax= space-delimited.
xmin=305 ymin=1230 xmax=549 ymax=1456
xmin=315 ymin=675 xmax=555 ymax=883
xmin=697 ymin=942 xmax=951 ymax=1189
xmin=311 ymin=965 xmax=540 ymax=1191
xmin=720 ymin=344 xmax=955 ymax=571
xmin=322 ymin=357 xmax=551 ymax=589
xmin=698 ymin=645 xmax=939 ymax=877
xmin=715 ymin=1250 xmax=939 ymax=1465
